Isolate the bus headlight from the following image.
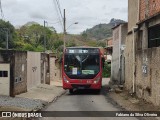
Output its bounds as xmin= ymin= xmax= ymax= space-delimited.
xmin=64 ymin=76 xmax=69 ymax=83
xmin=94 ymin=77 xmax=100 ymax=84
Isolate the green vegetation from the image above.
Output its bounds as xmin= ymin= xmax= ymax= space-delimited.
xmin=81 ymin=18 xmax=126 ymax=40
xmin=102 ymin=62 xmax=111 ymax=78
xmin=0 ymin=19 xmax=17 ymax=49
xmin=0 ymin=19 xmax=124 ymax=51
xmin=0 ymin=19 xmax=112 ymax=77
xmin=16 ymin=23 xmax=61 ymax=52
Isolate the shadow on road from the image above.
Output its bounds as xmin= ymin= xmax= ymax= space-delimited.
xmin=66 ymin=89 xmax=101 ymax=95
xmin=66 ymin=84 xmax=111 ymax=95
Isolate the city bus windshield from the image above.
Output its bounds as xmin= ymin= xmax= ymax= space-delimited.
xmin=64 ymin=54 xmax=100 ymax=79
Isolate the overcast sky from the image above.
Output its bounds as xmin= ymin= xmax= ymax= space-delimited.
xmin=1 ymin=0 xmax=128 ymax=34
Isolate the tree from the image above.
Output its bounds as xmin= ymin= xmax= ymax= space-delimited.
xmin=0 ymin=19 xmax=17 ymax=49
xmin=81 ymin=31 xmax=88 ymax=40
xmin=16 ymin=23 xmax=59 ymax=51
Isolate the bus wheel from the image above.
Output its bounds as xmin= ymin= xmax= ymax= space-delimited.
xmin=69 ymin=89 xmax=74 ymax=94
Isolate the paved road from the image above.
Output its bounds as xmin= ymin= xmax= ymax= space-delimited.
xmin=39 ymin=79 xmax=138 ymax=120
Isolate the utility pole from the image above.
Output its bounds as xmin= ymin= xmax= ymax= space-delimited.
xmin=44 ymin=20 xmax=46 ymax=52
xmin=6 ymin=30 xmax=8 ymax=49
xmin=63 ymin=9 xmax=66 ymax=51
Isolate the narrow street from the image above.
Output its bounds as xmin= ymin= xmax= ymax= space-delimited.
xmin=39 ymin=79 xmax=138 ymax=120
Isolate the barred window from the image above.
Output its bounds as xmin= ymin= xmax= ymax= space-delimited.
xmin=0 ymin=71 xmax=8 ymax=77
xmin=148 ymin=25 xmax=160 ymax=48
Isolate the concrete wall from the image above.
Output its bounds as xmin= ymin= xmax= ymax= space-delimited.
xmin=135 ymin=11 xmax=160 ymax=106
xmin=128 ymin=0 xmax=139 ymax=32
xmin=27 ymin=52 xmax=41 ymax=90
xmin=14 ymin=51 xmax=27 ymax=95
xmin=136 ymin=48 xmax=160 ymax=106
xmin=0 ymin=50 xmax=27 ymax=96
xmin=112 ymin=26 xmax=120 ymax=83
xmin=50 ymin=54 xmax=61 ymax=82
xmin=125 ymin=0 xmax=139 ymax=91
xmin=124 ymin=34 xmax=134 ymax=91
xmin=111 ymin=24 xmax=127 ymax=84
xmin=41 ymin=53 xmax=50 ymax=84
xmin=0 ymin=50 xmax=52 ymax=96
xmin=126 ymin=0 xmax=160 ymax=106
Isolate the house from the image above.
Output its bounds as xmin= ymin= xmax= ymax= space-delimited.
xmin=125 ymin=0 xmax=160 ymax=106
xmin=111 ymin=23 xmax=128 ymax=85
xmin=0 ymin=50 xmax=53 ymax=97
xmin=105 ymin=37 xmax=113 ymax=63
xmin=0 ymin=50 xmax=27 ymax=97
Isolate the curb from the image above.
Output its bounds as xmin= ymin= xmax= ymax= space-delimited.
xmin=37 ymin=89 xmax=67 ymax=111
xmin=9 ymin=89 xmax=67 ymax=120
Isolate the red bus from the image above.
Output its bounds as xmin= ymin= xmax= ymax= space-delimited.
xmin=62 ymin=47 xmax=104 ymax=94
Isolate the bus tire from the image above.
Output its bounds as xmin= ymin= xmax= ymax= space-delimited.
xmin=69 ymin=89 xmax=74 ymax=94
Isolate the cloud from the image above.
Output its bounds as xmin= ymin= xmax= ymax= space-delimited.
xmin=30 ymin=12 xmax=47 ymax=20
xmin=1 ymin=0 xmax=128 ymax=34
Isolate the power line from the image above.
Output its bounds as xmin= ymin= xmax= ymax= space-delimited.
xmin=47 ymin=20 xmax=62 ymax=25
xmin=0 ymin=0 xmax=4 ymax=20
xmin=52 ymin=0 xmax=63 ymax=30
xmin=55 ymin=0 xmax=63 ymax=20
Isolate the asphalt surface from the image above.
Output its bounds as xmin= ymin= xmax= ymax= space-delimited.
xmin=39 ymin=79 xmax=138 ymax=120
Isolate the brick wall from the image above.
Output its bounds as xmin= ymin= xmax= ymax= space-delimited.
xmin=140 ymin=0 xmax=160 ymax=21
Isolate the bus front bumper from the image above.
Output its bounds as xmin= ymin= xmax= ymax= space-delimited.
xmin=63 ymin=83 xmax=101 ymax=90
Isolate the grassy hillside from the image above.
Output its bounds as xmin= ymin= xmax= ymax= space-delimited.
xmin=81 ymin=18 xmax=126 ymax=40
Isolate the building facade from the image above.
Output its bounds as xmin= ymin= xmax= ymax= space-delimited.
xmin=125 ymin=0 xmax=139 ymax=92
xmin=0 ymin=50 xmax=55 ymax=97
xmin=125 ymin=0 xmax=160 ymax=106
xmin=0 ymin=50 xmax=27 ymax=97
xmin=111 ymin=23 xmax=127 ymax=85
xmin=105 ymin=37 xmax=113 ymax=63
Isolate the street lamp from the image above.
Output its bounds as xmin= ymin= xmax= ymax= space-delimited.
xmin=63 ymin=22 xmax=78 ymax=51
xmin=66 ymin=22 xmax=78 ymax=31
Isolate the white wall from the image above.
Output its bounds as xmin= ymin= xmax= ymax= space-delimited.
xmin=27 ymin=52 xmax=41 ymax=90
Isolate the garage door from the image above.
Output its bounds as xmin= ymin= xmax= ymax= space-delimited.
xmin=0 ymin=64 xmax=10 ymax=96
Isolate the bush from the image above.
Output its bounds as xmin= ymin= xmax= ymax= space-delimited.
xmin=23 ymin=43 xmax=35 ymax=51
xmin=102 ymin=62 xmax=111 ymax=78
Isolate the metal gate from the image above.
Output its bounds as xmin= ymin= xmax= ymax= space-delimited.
xmin=0 ymin=64 xmax=10 ymax=96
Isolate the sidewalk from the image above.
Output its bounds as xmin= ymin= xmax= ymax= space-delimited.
xmin=106 ymin=86 xmax=160 ymax=120
xmin=0 ymin=80 xmax=66 ymax=112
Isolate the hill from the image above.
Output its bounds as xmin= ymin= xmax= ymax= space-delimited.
xmin=82 ymin=18 xmax=126 ymax=40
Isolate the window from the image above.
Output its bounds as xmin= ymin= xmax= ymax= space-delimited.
xmin=0 ymin=71 xmax=8 ymax=77
xmin=64 ymin=54 xmax=100 ymax=79
xmin=148 ymin=25 xmax=160 ymax=48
